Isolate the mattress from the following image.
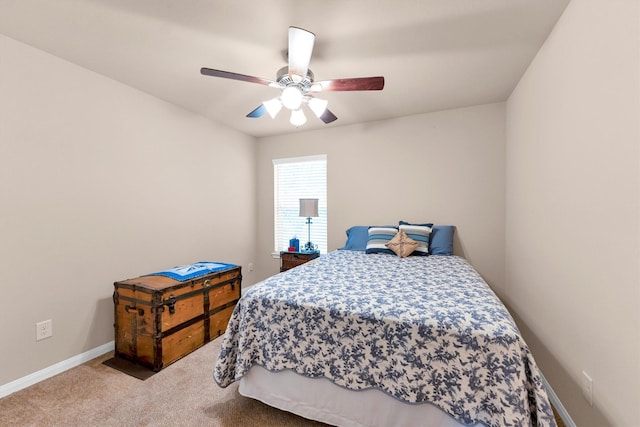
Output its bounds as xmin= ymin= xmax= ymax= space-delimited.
xmin=215 ymin=250 xmax=555 ymax=426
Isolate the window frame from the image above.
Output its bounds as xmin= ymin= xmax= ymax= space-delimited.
xmin=272 ymin=154 xmax=327 ymax=256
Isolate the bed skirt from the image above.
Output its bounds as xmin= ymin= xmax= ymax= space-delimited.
xmin=239 ymin=365 xmax=482 ymax=427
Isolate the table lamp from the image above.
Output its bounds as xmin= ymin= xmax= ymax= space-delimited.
xmin=299 ymin=198 xmax=319 ymax=252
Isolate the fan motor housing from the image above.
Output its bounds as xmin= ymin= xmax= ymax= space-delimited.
xmin=276 ymin=66 xmax=314 ymax=89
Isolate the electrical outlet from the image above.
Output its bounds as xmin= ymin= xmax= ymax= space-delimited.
xmin=248 ymin=262 xmax=254 ymax=272
xmin=36 ymin=319 xmax=53 ymax=341
xmin=582 ymin=370 xmax=593 ymax=406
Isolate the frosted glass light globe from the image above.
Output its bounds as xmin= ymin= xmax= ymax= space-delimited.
xmin=307 ymin=97 xmax=328 ymax=118
xmin=290 ymin=109 xmax=307 ymax=126
xmin=263 ymin=97 xmax=282 ymax=118
xmin=281 ymin=86 xmax=303 ymax=110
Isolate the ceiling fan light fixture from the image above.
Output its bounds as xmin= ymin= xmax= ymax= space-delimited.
xmin=201 ymin=27 xmax=385 ymax=128
xmin=290 ymin=109 xmax=307 ymax=127
xmin=263 ymin=97 xmax=283 ymax=118
xmin=281 ymin=86 xmax=303 ymax=110
xmin=307 ymin=97 xmax=329 ymax=118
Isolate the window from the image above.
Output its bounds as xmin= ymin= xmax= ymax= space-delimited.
xmin=273 ymin=155 xmax=327 ymax=254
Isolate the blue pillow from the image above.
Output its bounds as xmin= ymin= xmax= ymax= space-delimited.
xmin=430 ymin=225 xmax=455 ymax=255
xmin=365 ymin=226 xmax=399 ymax=255
xmin=339 ymin=226 xmax=370 ymax=251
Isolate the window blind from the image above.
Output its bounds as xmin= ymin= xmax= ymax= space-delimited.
xmin=273 ymin=155 xmax=327 ymax=254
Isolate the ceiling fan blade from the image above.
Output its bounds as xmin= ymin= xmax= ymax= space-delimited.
xmin=288 ymin=27 xmax=315 ymax=82
xmin=311 ymin=76 xmax=385 ymax=92
xmin=201 ymin=68 xmax=280 ymax=88
xmin=246 ymin=104 xmax=267 ymax=118
xmin=319 ymin=108 xmax=337 ymax=124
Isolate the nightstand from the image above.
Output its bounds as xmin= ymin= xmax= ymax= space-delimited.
xmin=280 ymin=251 xmax=320 ymax=272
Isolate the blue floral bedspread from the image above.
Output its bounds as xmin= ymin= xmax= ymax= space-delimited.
xmin=214 ymin=251 xmax=555 ymax=427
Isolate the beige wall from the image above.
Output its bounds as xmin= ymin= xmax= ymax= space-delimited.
xmin=505 ymin=1 xmax=640 ymax=425
xmin=6 ymin=4 xmax=638 ymax=425
xmin=256 ymin=103 xmax=506 ymax=295
xmin=0 ymin=35 xmax=257 ymax=386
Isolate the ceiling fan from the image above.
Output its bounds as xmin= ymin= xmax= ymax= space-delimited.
xmin=201 ymin=27 xmax=385 ymax=127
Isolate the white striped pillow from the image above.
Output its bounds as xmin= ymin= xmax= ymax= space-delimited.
xmin=399 ymin=224 xmax=432 ymax=256
xmin=365 ymin=226 xmax=398 ymax=255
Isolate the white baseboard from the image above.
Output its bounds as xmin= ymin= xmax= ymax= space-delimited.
xmin=540 ymin=370 xmax=576 ymax=427
xmin=0 ymin=341 xmax=114 ymax=399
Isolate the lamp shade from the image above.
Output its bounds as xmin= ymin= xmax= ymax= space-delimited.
xmin=299 ymin=198 xmax=319 ymax=217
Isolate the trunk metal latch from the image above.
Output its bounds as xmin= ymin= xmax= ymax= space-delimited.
xmin=166 ymin=295 xmax=176 ymax=314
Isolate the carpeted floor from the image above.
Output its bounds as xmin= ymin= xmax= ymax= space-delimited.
xmin=1 ymin=337 xmax=567 ymax=426
xmin=0 ymin=337 xmax=328 ymax=426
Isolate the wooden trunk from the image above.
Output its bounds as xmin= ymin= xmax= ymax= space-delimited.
xmin=113 ymin=265 xmax=241 ymax=371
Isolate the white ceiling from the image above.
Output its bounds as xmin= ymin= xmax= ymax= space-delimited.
xmin=0 ymin=0 xmax=569 ymax=138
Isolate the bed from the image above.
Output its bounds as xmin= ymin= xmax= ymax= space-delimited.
xmin=214 ymin=225 xmax=556 ymax=427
